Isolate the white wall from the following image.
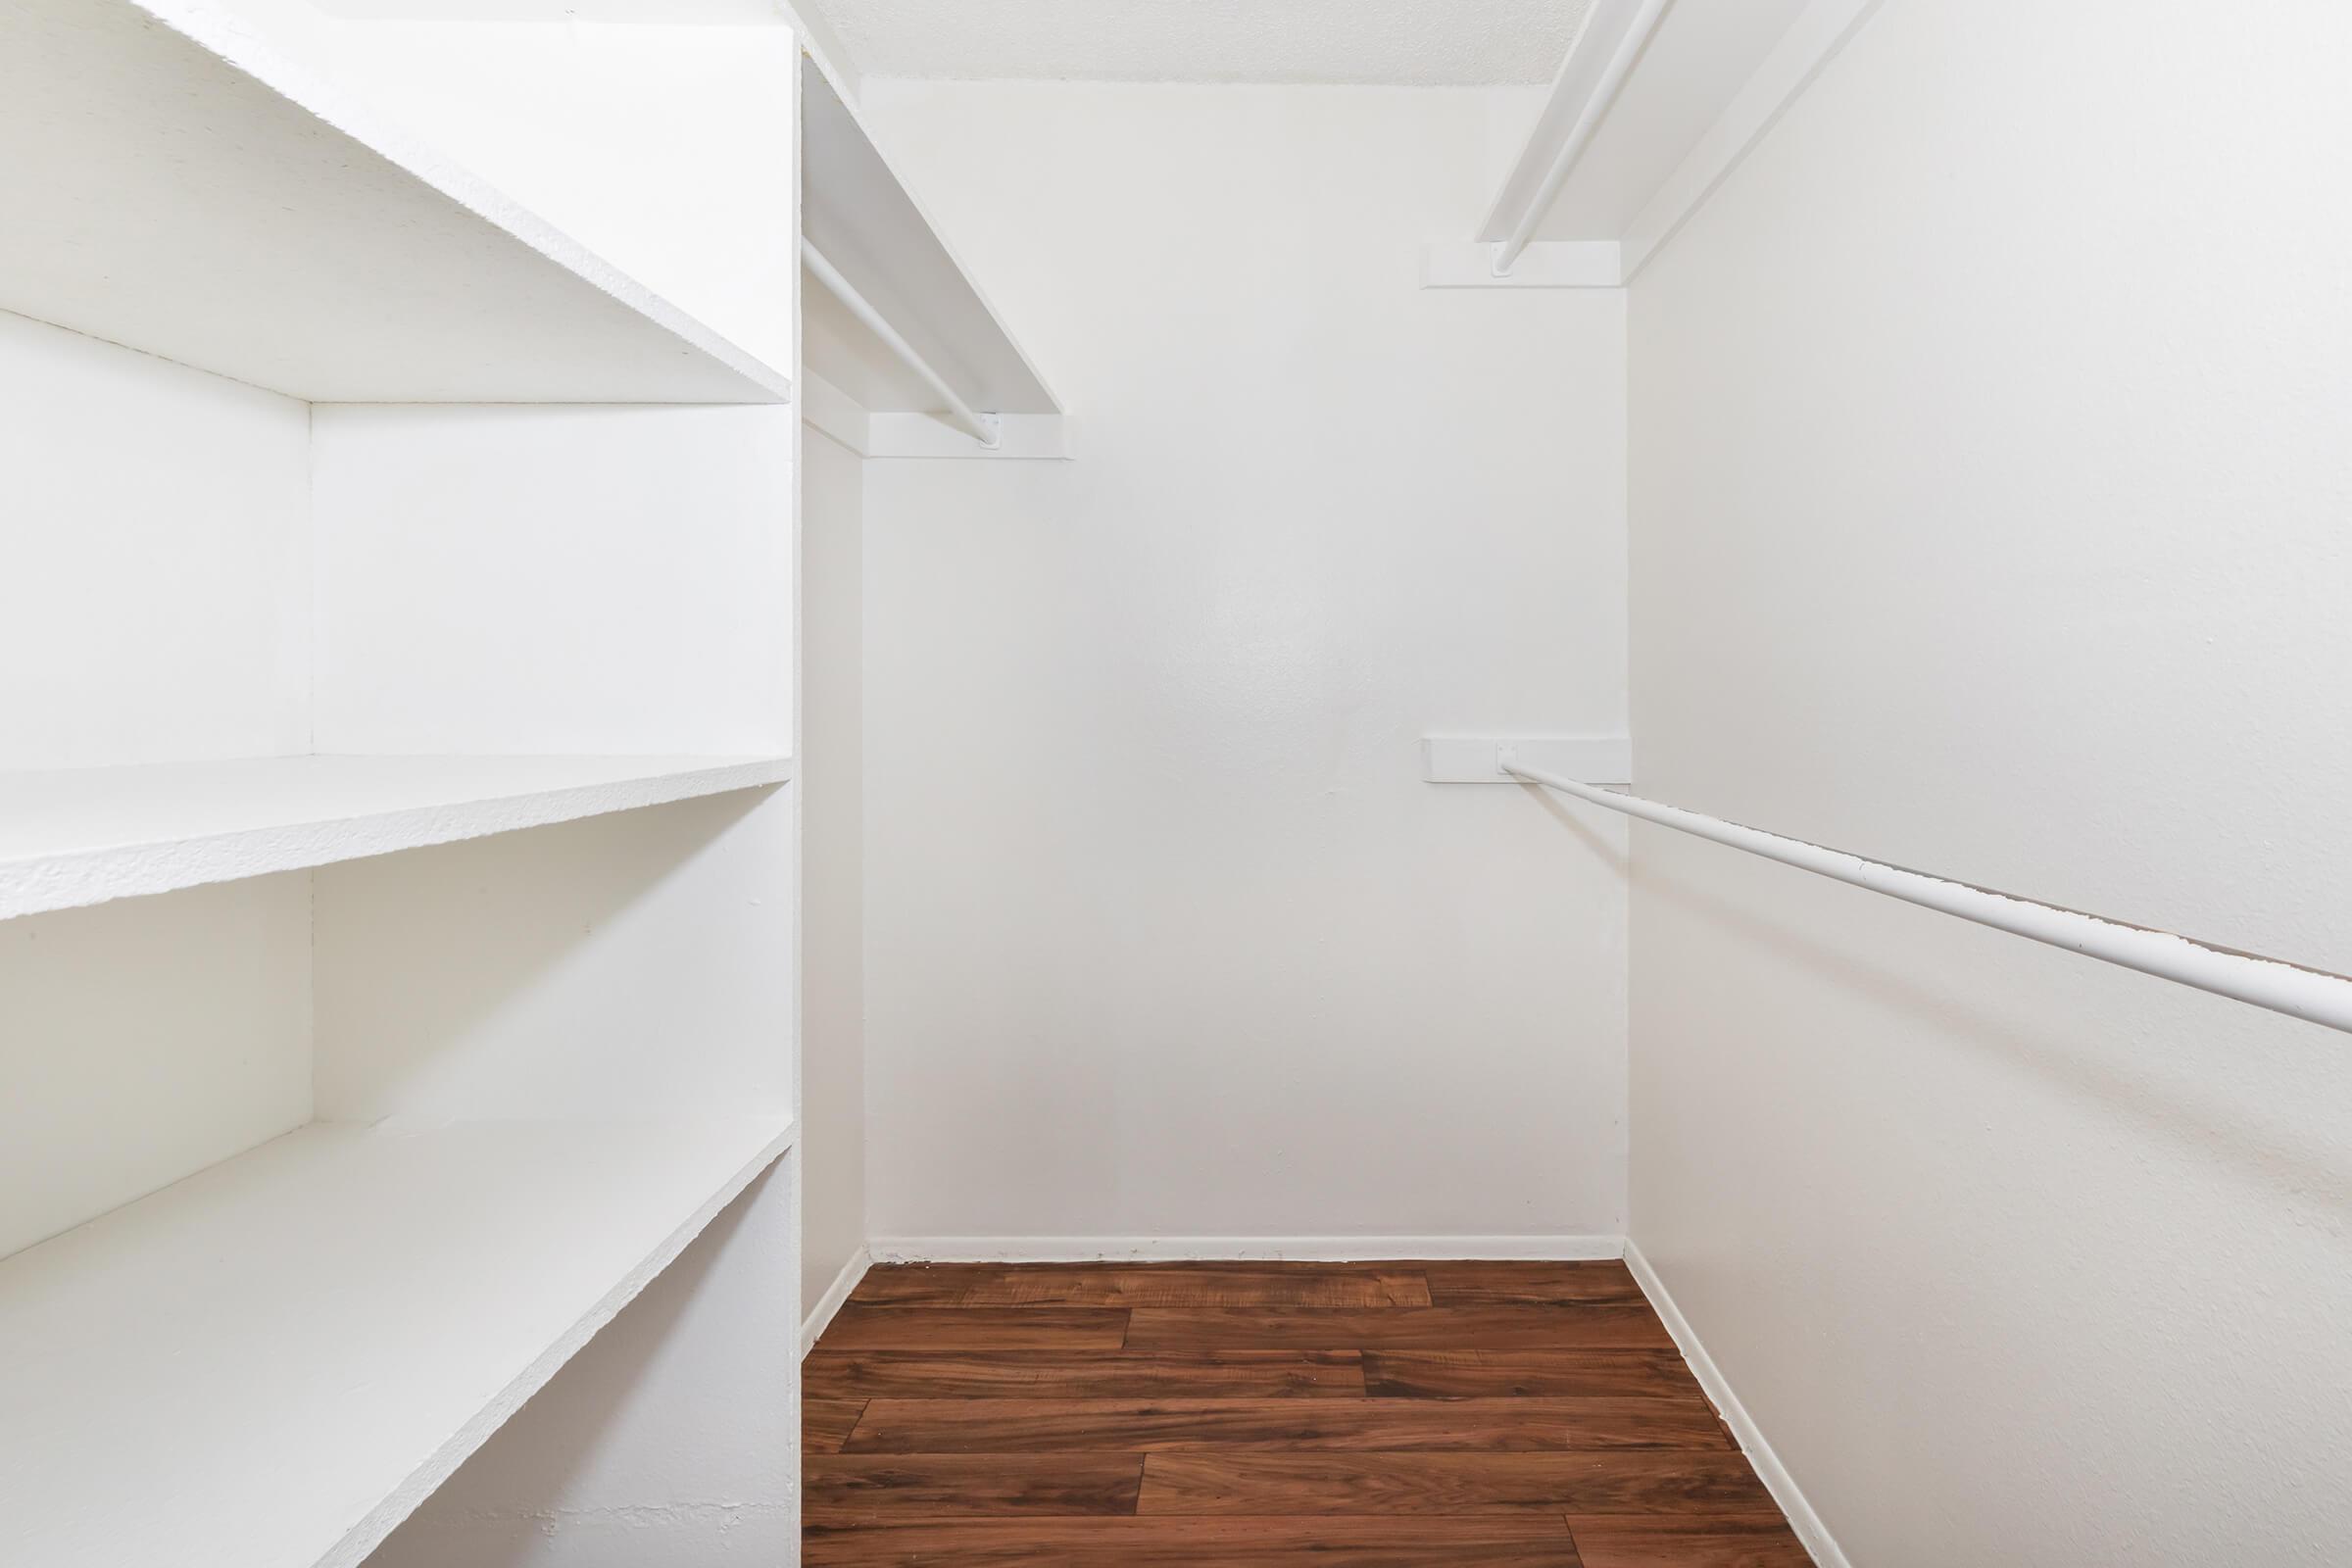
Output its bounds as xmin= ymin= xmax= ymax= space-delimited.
xmin=311 ymin=403 xmax=796 ymax=757
xmin=0 ymin=875 xmax=312 ymax=1257
xmin=800 ymin=426 xmax=869 ymax=1312
xmin=0 ymin=312 xmax=310 ymax=771
xmin=1626 ymin=1 xmax=2352 ymax=1562
xmin=855 ymin=80 xmax=1631 ymax=1250
xmin=315 ymin=792 xmax=798 ymax=1124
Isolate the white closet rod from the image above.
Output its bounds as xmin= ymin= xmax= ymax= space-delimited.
xmin=1500 ymin=749 xmax=2352 ymax=1037
xmin=801 ymin=238 xmax=999 ymax=448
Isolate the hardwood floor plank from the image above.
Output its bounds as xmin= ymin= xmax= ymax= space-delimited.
xmin=804 ymin=1263 xmax=1794 ymax=1563
xmin=1362 ymin=1351 xmax=1704 ymax=1401
xmin=843 ymin=1396 xmax=1733 ymax=1453
xmin=1136 ymin=1452 xmax=1777 ymax=1516
xmin=805 ymin=1454 xmax=1145 ymax=1524
xmin=804 ymin=1349 xmax=1368 ymax=1400
xmin=1566 ymin=1516 xmax=1813 ymax=1567
xmin=1421 ymin=1261 xmax=1647 ymax=1306
xmin=803 ymin=1516 xmax=1586 ymax=1565
xmin=1126 ymin=1305 xmax=1677 ymax=1352
xmin=818 ymin=1306 xmax=1130 ymax=1350
xmin=802 ymin=1397 xmax=868 ymax=1455
xmin=852 ymin=1262 xmax=1433 ymax=1307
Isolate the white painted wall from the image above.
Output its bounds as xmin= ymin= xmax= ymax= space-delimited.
xmin=0 ymin=312 xmax=310 ymax=771
xmin=0 ymin=876 xmax=312 ymax=1256
xmin=315 ymin=792 xmax=797 ymax=1124
xmin=1625 ymin=1 xmax=2352 ymax=1562
xmin=800 ymin=426 xmax=868 ymax=1313
xmin=855 ymin=81 xmax=1630 ymax=1250
xmin=311 ymin=404 xmax=796 ymax=757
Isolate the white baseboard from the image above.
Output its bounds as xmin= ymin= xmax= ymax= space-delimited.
xmin=1623 ymin=1240 xmax=1848 ymax=1568
xmin=866 ymin=1235 xmax=1628 ymax=1264
xmin=800 ymin=1245 xmax=871 ymax=1358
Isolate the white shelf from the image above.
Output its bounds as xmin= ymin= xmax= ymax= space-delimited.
xmin=0 ymin=0 xmax=792 ymax=403
xmin=0 ymin=754 xmax=793 ymax=920
xmin=1520 ymin=0 xmax=1814 ymax=243
xmin=0 ymin=1115 xmax=794 ymax=1568
xmin=800 ymin=53 xmax=1062 ymax=424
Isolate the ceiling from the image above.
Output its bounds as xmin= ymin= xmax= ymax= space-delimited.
xmin=803 ymin=0 xmax=1591 ymax=85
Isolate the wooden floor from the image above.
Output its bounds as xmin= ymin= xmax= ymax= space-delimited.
xmin=803 ymin=1260 xmax=1809 ymax=1565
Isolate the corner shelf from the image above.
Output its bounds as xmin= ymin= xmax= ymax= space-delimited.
xmin=0 ymin=0 xmax=792 ymax=403
xmin=0 ymin=1114 xmax=796 ymax=1568
xmin=0 ymin=754 xmax=793 ymax=920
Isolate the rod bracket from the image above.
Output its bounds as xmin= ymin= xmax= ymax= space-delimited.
xmin=1421 ymin=736 xmax=1632 ymax=786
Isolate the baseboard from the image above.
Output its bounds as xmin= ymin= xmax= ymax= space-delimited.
xmin=1623 ymin=1240 xmax=1849 ymax=1568
xmin=866 ymin=1235 xmax=1628 ymax=1264
xmin=800 ymin=1244 xmax=871 ymax=1358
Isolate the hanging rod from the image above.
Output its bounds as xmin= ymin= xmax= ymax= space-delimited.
xmin=1498 ymin=748 xmax=2352 ymax=1037
xmin=801 ymin=238 xmax=999 ymax=448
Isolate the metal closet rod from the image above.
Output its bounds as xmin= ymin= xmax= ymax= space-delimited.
xmin=801 ymin=238 xmax=999 ymax=448
xmin=1498 ymin=749 xmax=2352 ymax=1038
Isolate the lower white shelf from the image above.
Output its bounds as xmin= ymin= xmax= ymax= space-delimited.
xmin=0 ymin=753 xmax=794 ymax=921
xmin=0 ymin=1114 xmax=797 ymax=1568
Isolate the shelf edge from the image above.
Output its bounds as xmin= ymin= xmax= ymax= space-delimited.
xmin=0 ymin=756 xmax=793 ymax=922
xmin=319 ymin=1117 xmax=797 ymax=1568
xmin=130 ymin=0 xmax=797 ymax=404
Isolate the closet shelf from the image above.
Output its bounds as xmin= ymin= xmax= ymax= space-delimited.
xmin=0 ymin=0 xmax=792 ymax=404
xmin=799 ymin=53 xmax=1062 ymax=441
xmin=1445 ymin=0 xmax=1828 ymax=286
xmin=0 ymin=1114 xmax=795 ymax=1568
xmin=0 ymin=754 xmax=793 ymax=920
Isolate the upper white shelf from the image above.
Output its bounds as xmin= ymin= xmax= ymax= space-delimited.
xmin=1510 ymin=0 xmax=1813 ymax=245
xmin=0 ymin=753 xmax=792 ymax=921
xmin=799 ymin=53 xmax=1062 ymax=435
xmin=0 ymin=1114 xmax=795 ymax=1568
xmin=1448 ymin=0 xmax=1871 ymax=286
xmin=0 ymin=0 xmax=793 ymax=403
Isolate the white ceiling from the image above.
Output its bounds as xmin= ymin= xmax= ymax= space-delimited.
xmin=804 ymin=0 xmax=1592 ymax=85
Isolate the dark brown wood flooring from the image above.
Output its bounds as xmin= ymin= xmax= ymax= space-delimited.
xmin=803 ymin=1260 xmax=1810 ymax=1565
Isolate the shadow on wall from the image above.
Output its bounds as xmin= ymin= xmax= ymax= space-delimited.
xmin=1628 ymin=857 xmax=2352 ymax=1213
xmin=1517 ymin=782 xmax=1631 ymax=879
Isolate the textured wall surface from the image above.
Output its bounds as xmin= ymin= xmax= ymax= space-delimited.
xmin=856 ymin=80 xmax=1630 ymax=1250
xmin=810 ymin=0 xmax=1587 ymax=84
xmin=1627 ymin=0 xmax=2352 ymax=1562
